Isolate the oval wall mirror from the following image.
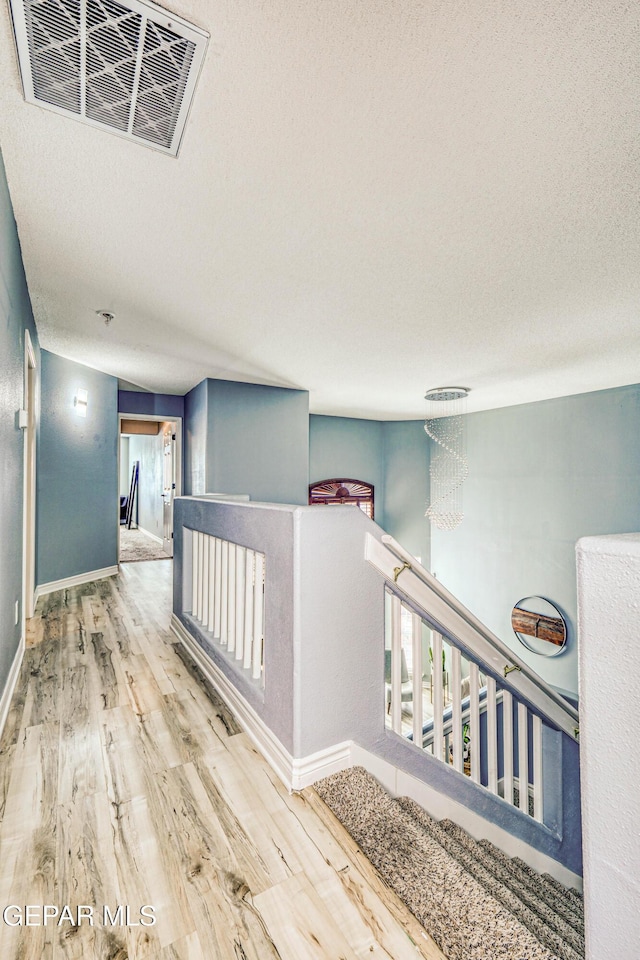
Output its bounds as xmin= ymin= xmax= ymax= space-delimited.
xmin=511 ymin=596 xmax=567 ymax=657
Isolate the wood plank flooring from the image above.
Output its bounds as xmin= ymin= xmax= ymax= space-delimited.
xmin=0 ymin=560 xmax=445 ymax=960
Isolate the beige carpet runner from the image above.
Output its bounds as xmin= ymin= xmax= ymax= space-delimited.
xmin=314 ymin=767 xmax=584 ymax=960
xmin=119 ymin=526 xmax=170 ymax=563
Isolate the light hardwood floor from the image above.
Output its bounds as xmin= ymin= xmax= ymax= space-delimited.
xmin=0 ymin=560 xmax=445 ymax=960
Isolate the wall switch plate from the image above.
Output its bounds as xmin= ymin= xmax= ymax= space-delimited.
xmin=14 ymin=600 xmax=19 ymax=625
xmin=17 ymin=409 xmax=28 ymax=429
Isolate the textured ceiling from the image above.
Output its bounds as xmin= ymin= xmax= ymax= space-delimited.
xmin=1 ymin=0 xmax=638 ymax=419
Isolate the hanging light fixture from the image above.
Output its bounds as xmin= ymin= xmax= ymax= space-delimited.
xmin=424 ymin=387 xmax=470 ymax=531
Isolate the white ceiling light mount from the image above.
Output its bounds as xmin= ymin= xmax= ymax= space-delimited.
xmin=424 ymin=387 xmax=470 ymax=405
xmin=9 ymin=0 xmax=208 ymax=156
xmin=424 ymin=387 xmax=470 ymax=532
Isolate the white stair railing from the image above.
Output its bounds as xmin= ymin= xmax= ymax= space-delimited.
xmin=189 ymin=529 xmax=265 ymax=684
xmin=371 ymin=533 xmax=579 ymax=823
xmin=386 ymin=591 xmax=542 ymax=819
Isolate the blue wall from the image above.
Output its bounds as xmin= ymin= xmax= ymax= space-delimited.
xmin=205 ymin=379 xmax=309 ymax=505
xmin=0 ymin=149 xmax=40 ymax=694
xmin=118 ymin=390 xmax=184 ymax=419
xmin=184 ymin=379 xmax=208 ymax=496
xmin=310 ymin=391 xmax=639 ymax=700
xmin=37 ymin=351 xmax=118 ymax=585
xmin=430 ymin=385 xmax=640 ymax=697
xmin=310 ymin=414 xmax=385 ymax=520
xmin=382 ymin=420 xmax=430 ymax=567
xmin=309 ymin=415 xmax=431 ymax=563
xmin=118 ymin=390 xmax=184 ymax=501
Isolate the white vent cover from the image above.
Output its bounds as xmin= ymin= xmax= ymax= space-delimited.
xmin=10 ymin=0 xmax=208 ymax=156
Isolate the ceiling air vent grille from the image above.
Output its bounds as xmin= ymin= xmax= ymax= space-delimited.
xmin=10 ymin=0 xmax=208 ymax=156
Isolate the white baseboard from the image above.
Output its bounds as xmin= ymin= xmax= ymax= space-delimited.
xmin=135 ymin=526 xmax=164 ymax=545
xmin=171 ymin=614 xmax=351 ymax=791
xmin=350 ymin=743 xmax=583 ymax=893
xmin=291 ymin=741 xmax=353 ymax=789
xmin=35 ymin=565 xmax=119 ymax=602
xmin=171 ymin=613 xmax=582 ymax=892
xmin=0 ymin=635 xmax=25 ymax=742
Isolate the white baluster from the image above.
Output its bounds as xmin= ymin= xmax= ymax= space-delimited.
xmin=207 ymin=536 xmax=216 ymax=631
xmin=486 ymin=675 xmax=498 ymax=794
xmin=432 ymin=631 xmax=444 ymax=762
xmin=390 ymin=595 xmax=402 ymax=735
xmin=235 ymin=545 xmax=246 ymax=661
xmin=243 ymin=550 xmax=255 ymax=671
xmin=469 ymin=662 xmax=481 ymax=783
xmin=220 ymin=540 xmax=228 ymax=645
xmin=191 ymin=529 xmax=198 ymax=615
xmin=518 ymin=701 xmax=529 ymax=813
xmin=533 ymin=713 xmax=543 ymax=822
xmin=195 ymin=531 xmax=204 ymax=620
xmin=213 ymin=538 xmax=222 ymax=639
xmin=451 ymin=647 xmax=463 ymax=773
xmin=252 ymin=552 xmax=264 ymax=682
xmin=227 ymin=543 xmax=236 ymax=654
xmin=201 ymin=533 xmax=209 ymax=626
xmin=198 ymin=531 xmax=206 ymax=622
xmin=502 ymin=689 xmax=514 ymax=805
xmin=412 ymin=613 xmax=423 ymax=748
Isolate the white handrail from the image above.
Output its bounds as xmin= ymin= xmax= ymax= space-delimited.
xmin=367 ymin=532 xmax=578 ymax=739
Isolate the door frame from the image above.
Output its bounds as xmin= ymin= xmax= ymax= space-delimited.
xmin=161 ymin=421 xmax=176 ymax=556
xmin=117 ymin=414 xmax=182 ymax=561
xmin=22 ymin=329 xmax=37 ymax=623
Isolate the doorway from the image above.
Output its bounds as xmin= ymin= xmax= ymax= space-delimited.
xmin=161 ymin=421 xmax=176 ymax=555
xmin=118 ymin=415 xmax=182 ymax=563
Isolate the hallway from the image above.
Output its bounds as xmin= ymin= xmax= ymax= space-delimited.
xmin=0 ymin=561 xmax=442 ymax=959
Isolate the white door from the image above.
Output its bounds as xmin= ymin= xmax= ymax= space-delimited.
xmin=162 ymin=423 xmax=175 ymax=556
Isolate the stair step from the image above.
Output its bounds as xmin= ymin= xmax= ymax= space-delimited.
xmin=474 ymin=837 xmax=584 ymax=926
xmin=315 ymin=767 xmax=571 ymax=960
xmin=397 ymin=800 xmax=583 ymax=960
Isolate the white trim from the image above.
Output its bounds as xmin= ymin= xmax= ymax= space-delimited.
xmin=22 ymin=329 xmax=37 ymax=624
xmin=172 ymin=611 xmax=582 ymax=891
xmin=171 ymin=614 xmax=351 ymax=791
xmin=135 ymin=525 xmax=164 ymax=545
xmin=291 ymin=742 xmax=353 ymax=790
xmin=367 ymin=534 xmax=578 ymax=737
xmin=172 ymin=614 xmax=291 ymax=786
xmin=350 ymin=742 xmax=583 ymax=893
xmin=0 ymin=636 xmax=25 ymax=742
xmin=35 ymin=565 xmax=119 ymax=601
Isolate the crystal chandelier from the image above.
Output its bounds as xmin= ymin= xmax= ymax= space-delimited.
xmin=424 ymin=387 xmax=470 ymax=531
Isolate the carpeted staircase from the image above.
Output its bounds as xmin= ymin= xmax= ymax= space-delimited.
xmin=315 ymin=767 xmax=584 ymax=960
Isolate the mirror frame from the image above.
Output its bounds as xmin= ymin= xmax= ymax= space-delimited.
xmin=511 ymin=596 xmax=567 ymax=658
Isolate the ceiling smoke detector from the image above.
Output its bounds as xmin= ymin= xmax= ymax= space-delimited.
xmin=10 ymin=0 xmax=209 ymax=157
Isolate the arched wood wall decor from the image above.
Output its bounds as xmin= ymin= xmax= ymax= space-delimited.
xmin=308 ymin=478 xmax=374 ymax=519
